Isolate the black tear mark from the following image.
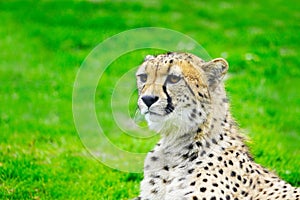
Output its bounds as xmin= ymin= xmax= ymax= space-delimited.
xmin=162 ymin=85 xmax=174 ymax=114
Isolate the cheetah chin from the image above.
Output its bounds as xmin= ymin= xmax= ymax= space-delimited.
xmin=134 ymin=52 xmax=299 ymax=200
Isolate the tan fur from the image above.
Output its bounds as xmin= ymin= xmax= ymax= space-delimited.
xmin=135 ymin=52 xmax=299 ymax=200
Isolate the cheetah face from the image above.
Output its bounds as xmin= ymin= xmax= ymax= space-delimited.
xmin=136 ymin=52 xmax=228 ymax=134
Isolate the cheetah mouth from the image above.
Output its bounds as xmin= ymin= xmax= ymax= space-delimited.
xmin=145 ymin=111 xmax=164 ymax=116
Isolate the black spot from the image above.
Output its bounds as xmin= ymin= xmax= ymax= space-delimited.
xmin=182 ymin=153 xmax=189 ymax=159
xmin=197 ymin=128 xmax=202 ymax=133
xmin=226 ymin=195 xmax=230 ymax=200
xmin=150 ymin=174 xmax=160 ymax=178
xmin=193 ymin=197 xmax=198 ymax=200
xmin=237 ymin=175 xmax=242 ymax=181
xmin=190 ymin=181 xmax=196 ymax=186
xmin=239 ymin=162 xmax=243 ymax=169
xmin=151 ymin=156 xmax=158 ymax=161
xmin=204 ymin=166 xmax=209 ymax=170
xmin=197 ymin=173 xmax=202 ymax=177
xmin=208 ymin=153 xmax=214 ymax=158
xmin=228 ymin=160 xmax=233 ymax=165
xmin=211 ymin=196 xmax=216 ymax=200
xmin=232 ymin=187 xmax=237 ymax=192
xmin=212 ymin=183 xmax=218 ymax=187
xmin=222 ymin=98 xmax=229 ymax=103
xmin=186 ymin=143 xmax=194 ymax=150
xmin=163 ymin=166 xmax=169 ymax=171
xmin=201 ymin=151 xmax=206 ymax=156
xmin=184 ymin=191 xmax=193 ymax=195
xmin=149 ymin=179 xmax=155 ymax=185
xmin=224 ymin=161 xmax=228 ymax=167
xmin=206 ymin=142 xmax=210 ymax=148
xmin=219 ymin=169 xmax=223 ymax=174
xmin=231 ymin=171 xmax=236 ymax=177
xmin=208 ymin=162 xmax=213 ymax=166
xmin=151 ymin=189 xmax=158 ymax=194
xmin=189 ymin=152 xmax=198 ymax=162
xmin=200 ymin=187 xmax=206 ymax=192
xmin=203 ymin=178 xmax=207 ymax=182
xmin=219 ymin=134 xmax=224 ymax=140
xmin=217 ymin=156 xmax=223 ymax=161
xmin=212 ymin=138 xmax=217 ymax=144
xmin=265 ymin=180 xmax=270 ymax=184
xmin=196 ymin=141 xmax=202 ymax=147
xmin=198 ymin=92 xmax=204 ymax=98
xmin=196 ymin=161 xmax=202 ymax=165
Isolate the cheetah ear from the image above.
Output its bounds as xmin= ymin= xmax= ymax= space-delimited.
xmin=202 ymin=58 xmax=228 ymax=90
xmin=144 ymin=55 xmax=155 ymax=61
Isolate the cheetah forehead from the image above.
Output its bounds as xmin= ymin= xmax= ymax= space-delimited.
xmin=137 ymin=52 xmax=206 ymax=78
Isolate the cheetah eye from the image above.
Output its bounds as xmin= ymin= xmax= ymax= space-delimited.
xmin=167 ymin=74 xmax=181 ymax=84
xmin=138 ymin=74 xmax=147 ymax=83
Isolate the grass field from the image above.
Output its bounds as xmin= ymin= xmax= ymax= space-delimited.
xmin=0 ymin=0 xmax=299 ymax=199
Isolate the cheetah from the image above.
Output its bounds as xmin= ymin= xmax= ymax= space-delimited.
xmin=134 ymin=52 xmax=299 ymax=200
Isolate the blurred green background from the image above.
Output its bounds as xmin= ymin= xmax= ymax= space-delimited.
xmin=0 ymin=0 xmax=299 ymax=199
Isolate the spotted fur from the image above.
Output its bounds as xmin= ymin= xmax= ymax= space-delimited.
xmin=135 ymin=52 xmax=299 ymax=200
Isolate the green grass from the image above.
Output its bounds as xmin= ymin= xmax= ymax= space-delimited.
xmin=0 ymin=0 xmax=299 ymax=199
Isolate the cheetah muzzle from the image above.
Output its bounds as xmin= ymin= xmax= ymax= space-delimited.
xmin=134 ymin=52 xmax=299 ymax=200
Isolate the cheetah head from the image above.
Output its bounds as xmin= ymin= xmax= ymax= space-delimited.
xmin=136 ymin=52 xmax=228 ymax=135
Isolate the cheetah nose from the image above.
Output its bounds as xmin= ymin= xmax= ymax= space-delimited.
xmin=141 ymin=95 xmax=159 ymax=108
